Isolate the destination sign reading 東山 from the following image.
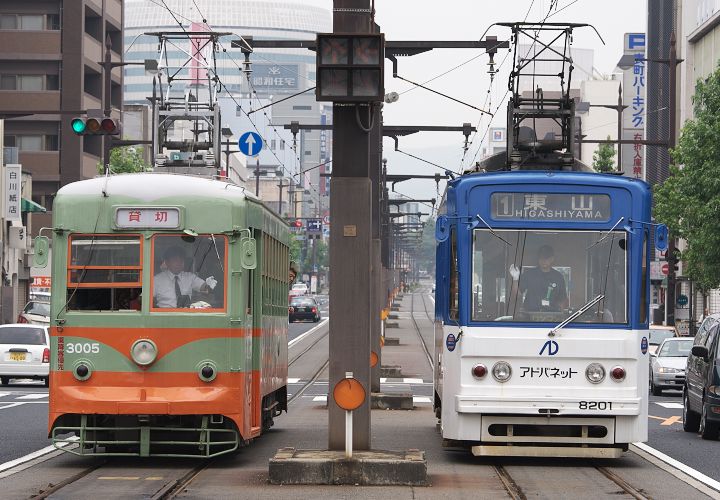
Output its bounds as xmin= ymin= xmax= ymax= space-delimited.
xmin=490 ymin=193 xmax=611 ymax=221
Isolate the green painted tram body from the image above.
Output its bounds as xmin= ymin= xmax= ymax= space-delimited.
xmin=47 ymin=174 xmax=290 ymax=457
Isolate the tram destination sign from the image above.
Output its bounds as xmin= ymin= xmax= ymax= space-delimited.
xmin=115 ymin=207 xmax=180 ymax=229
xmin=491 ymin=193 xmax=611 ymax=221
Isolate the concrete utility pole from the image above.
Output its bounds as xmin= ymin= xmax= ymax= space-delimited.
xmin=664 ymin=32 xmax=680 ymax=327
xmin=328 ymin=0 xmax=374 ymax=451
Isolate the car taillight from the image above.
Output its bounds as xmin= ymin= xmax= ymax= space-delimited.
xmin=289 ymin=307 xmax=294 ymax=313
xmin=312 ymin=307 xmax=317 ymax=313
xmin=17 ymin=315 xmax=28 ymax=323
xmin=42 ymin=348 xmax=50 ymax=364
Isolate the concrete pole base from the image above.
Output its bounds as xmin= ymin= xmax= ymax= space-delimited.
xmin=380 ymin=365 xmax=403 ymax=378
xmin=371 ymin=392 xmax=414 ymax=410
xmin=383 ymin=336 xmax=400 ymax=345
xmin=268 ymin=448 xmax=427 ymax=486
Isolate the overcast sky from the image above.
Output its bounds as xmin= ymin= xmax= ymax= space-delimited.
xmin=309 ymin=0 xmax=647 ymax=210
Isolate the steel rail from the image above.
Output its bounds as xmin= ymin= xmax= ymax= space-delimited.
xmin=410 ymin=293 xmax=434 ymax=369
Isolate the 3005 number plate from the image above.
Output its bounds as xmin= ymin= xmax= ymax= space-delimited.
xmin=579 ymin=401 xmax=613 ymax=410
xmin=64 ymin=343 xmax=100 ymax=354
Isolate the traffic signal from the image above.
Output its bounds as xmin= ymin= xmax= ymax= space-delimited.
xmin=316 ymin=33 xmax=384 ymax=102
xmin=291 ymin=219 xmax=302 ymax=228
xmin=71 ymin=116 xmax=121 ymax=136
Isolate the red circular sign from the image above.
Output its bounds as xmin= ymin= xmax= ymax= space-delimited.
xmin=661 ymin=263 xmax=669 ymax=275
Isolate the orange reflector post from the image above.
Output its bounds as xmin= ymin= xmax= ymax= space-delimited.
xmin=370 ymin=350 xmax=378 ymax=367
xmin=333 ymin=377 xmax=366 ymax=411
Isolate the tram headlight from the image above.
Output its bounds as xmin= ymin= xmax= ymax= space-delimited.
xmin=492 ymin=361 xmax=512 ymax=382
xmin=197 ymin=360 xmax=218 ymax=382
xmin=585 ymin=363 xmax=606 ymax=384
xmin=610 ymin=366 xmax=626 ymax=382
xmin=73 ymin=360 xmax=93 ymax=381
xmin=131 ymin=339 xmax=158 ymax=366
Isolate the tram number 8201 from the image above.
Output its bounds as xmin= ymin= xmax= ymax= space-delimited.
xmin=579 ymin=401 xmax=613 ymax=410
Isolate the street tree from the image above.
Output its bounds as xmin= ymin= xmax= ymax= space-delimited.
xmin=592 ymin=136 xmax=616 ymax=173
xmin=654 ymin=66 xmax=720 ymax=292
xmin=97 ymin=146 xmax=150 ymax=174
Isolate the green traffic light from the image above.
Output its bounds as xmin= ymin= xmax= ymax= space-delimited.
xmin=71 ymin=118 xmax=86 ymax=134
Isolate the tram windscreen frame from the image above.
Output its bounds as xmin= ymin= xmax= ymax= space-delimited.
xmin=471 ymin=229 xmax=627 ymax=324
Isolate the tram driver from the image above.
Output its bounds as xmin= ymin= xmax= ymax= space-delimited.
xmin=153 ymin=246 xmax=218 ymax=308
xmin=509 ymin=245 xmax=568 ymax=312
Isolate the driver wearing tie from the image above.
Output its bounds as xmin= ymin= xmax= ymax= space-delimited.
xmin=153 ymin=246 xmax=217 ymax=308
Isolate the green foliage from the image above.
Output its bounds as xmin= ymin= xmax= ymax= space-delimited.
xmin=654 ymin=66 xmax=720 ymax=291
xmin=97 ymin=146 xmax=150 ymax=174
xmin=289 ymin=234 xmax=328 ymax=274
xmin=592 ymin=136 xmax=616 ymax=173
xmin=417 ymin=217 xmax=437 ymax=275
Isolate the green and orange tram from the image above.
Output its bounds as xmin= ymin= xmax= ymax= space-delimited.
xmin=35 ymin=173 xmax=290 ymax=457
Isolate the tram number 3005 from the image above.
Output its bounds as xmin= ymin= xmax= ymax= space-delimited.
xmin=579 ymin=401 xmax=613 ymax=410
xmin=64 ymin=343 xmax=100 ymax=354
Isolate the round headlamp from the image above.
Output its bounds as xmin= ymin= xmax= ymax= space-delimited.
xmin=131 ymin=339 xmax=158 ymax=366
xmin=585 ymin=363 xmax=606 ymax=384
xmin=492 ymin=361 xmax=512 ymax=382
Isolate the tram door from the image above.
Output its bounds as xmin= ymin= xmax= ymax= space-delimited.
xmin=247 ymin=229 xmax=262 ymax=435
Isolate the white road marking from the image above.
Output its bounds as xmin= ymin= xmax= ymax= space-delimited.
xmin=0 ymin=392 xmax=11 ymax=398
xmin=0 ymin=437 xmax=80 ymax=478
xmin=0 ymin=402 xmax=26 ymax=410
xmin=288 ymin=318 xmax=329 ymax=348
xmin=412 ymin=396 xmax=432 ymax=404
xmin=16 ymin=393 xmax=48 ymax=400
xmin=380 ymin=378 xmax=387 ymax=383
xmin=427 ymin=294 xmax=435 ymax=305
xmin=632 ymin=442 xmax=720 ymax=495
xmin=312 ymin=395 xmax=327 ymax=402
xmin=655 ymin=402 xmax=683 ymax=409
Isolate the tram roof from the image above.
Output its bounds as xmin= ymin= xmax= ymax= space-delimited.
xmin=56 ymin=173 xmax=258 ymax=204
xmin=451 ymin=170 xmax=651 ymax=195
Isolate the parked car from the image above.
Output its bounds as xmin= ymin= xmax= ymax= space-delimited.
xmin=650 ymin=337 xmax=694 ymax=395
xmin=648 ymin=325 xmax=679 ymax=354
xmin=289 ymin=297 xmax=321 ymax=323
xmin=0 ymin=324 xmax=50 ymax=387
xmin=18 ymin=300 xmax=50 ymax=326
xmin=289 ymin=283 xmax=309 ymax=298
xmin=683 ymin=313 xmax=720 ymax=439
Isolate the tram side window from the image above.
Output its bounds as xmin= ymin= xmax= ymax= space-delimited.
xmin=449 ymin=229 xmax=459 ymax=320
xmin=151 ymin=234 xmax=227 ymax=311
xmin=640 ymin=229 xmax=648 ymax=324
xmin=67 ymin=235 xmax=142 ymax=311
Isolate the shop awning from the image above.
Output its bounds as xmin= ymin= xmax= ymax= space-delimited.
xmin=21 ymin=198 xmax=46 ymax=213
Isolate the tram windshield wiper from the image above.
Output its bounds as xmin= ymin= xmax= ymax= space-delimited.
xmin=547 ymin=294 xmax=605 ymax=337
xmin=474 ymin=214 xmax=511 ymax=246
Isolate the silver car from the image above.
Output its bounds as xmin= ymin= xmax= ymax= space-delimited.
xmin=650 ymin=337 xmax=694 ymax=395
xmin=18 ymin=300 xmax=50 ymax=326
xmin=0 ymin=324 xmax=50 ymax=387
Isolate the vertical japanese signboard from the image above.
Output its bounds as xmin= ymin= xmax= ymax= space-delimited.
xmin=621 ymin=33 xmax=646 ymax=179
xmin=4 ymin=164 xmax=21 ymax=221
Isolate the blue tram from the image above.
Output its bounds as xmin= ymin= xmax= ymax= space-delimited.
xmin=434 ymin=171 xmax=655 ymax=457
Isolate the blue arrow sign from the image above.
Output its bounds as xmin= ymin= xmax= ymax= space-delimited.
xmin=238 ymin=131 xmax=263 ymax=156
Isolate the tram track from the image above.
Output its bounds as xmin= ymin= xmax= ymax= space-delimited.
xmin=410 ymin=292 xmax=434 ymax=369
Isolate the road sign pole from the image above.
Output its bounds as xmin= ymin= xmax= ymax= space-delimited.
xmin=255 ymin=157 xmax=260 ymax=196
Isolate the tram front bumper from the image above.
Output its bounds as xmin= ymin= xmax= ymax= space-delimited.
xmin=455 ymin=395 xmax=642 ymax=415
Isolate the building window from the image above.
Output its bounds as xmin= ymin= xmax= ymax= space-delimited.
xmin=46 ymin=14 xmax=60 ymax=30
xmin=0 ymin=14 xmax=45 ymax=30
xmin=280 ymin=140 xmax=285 ymax=150
xmin=305 ymin=151 xmax=312 ymax=156
xmin=45 ymin=135 xmax=59 ymax=151
xmin=3 ymin=135 xmax=16 ymax=147
xmin=18 ymin=136 xmax=43 ymax=151
xmin=0 ymin=75 xmax=56 ymax=91
xmin=293 ymin=105 xmax=312 ymax=111
xmin=270 ymin=139 xmax=277 ymax=150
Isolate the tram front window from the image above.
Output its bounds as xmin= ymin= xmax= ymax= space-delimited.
xmin=151 ymin=234 xmax=227 ymax=311
xmin=472 ymin=230 xmax=627 ymax=324
xmin=67 ymin=235 xmax=142 ymax=311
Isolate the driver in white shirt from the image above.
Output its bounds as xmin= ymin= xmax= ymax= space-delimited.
xmin=153 ymin=246 xmax=217 ymax=308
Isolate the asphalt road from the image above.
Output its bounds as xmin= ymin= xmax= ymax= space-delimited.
xmin=0 ymin=380 xmax=51 ymax=464
xmin=647 ymin=387 xmax=720 ymax=481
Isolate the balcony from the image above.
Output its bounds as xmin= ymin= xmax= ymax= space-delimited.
xmin=18 ymin=151 xmax=60 ymax=182
xmin=0 ymin=32 xmax=61 ymax=60
xmin=0 ymin=91 xmax=60 ymax=113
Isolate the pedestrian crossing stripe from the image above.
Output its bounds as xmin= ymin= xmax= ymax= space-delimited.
xmin=0 ymin=392 xmax=11 ymax=398
xmin=655 ymin=402 xmax=683 ymax=409
xmin=312 ymin=395 xmax=327 ymax=402
xmin=287 ymin=378 xmax=300 ymax=384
